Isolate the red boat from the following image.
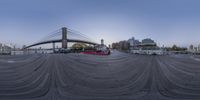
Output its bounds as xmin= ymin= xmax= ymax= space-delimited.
xmin=81 ymin=50 xmax=110 ymax=55
xmin=81 ymin=44 xmax=111 ymax=55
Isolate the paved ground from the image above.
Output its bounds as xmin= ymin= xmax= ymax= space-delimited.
xmin=0 ymin=51 xmax=200 ymax=100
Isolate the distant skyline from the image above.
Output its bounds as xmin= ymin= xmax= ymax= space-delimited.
xmin=0 ymin=0 xmax=200 ymax=48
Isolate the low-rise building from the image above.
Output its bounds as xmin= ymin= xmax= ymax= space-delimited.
xmin=0 ymin=43 xmax=12 ymax=55
xmin=198 ymin=44 xmax=200 ymax=52
xmin=129 ymin=38 xmax=164 ymax=55
xmin=189 ymin=44 xmax=194 ymax=52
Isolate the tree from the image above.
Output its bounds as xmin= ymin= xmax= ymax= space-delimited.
xmin=71 ymin=43 xmax=87 ymax=50
xmin=172 ymin=45 xmax=178 ymax=51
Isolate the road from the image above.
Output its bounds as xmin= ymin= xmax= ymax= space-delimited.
xmin=0 ymin=51 xmax=200 ymax=100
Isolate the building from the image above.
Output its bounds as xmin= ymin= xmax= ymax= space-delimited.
xmin=112 ymin=40 xmax=130 ymax=50
xmin=112 ymin=37 xmax=164 ymax=55
xmin=119 ymin=41 xmax=129 ymax=50
xmin=198 ymin=44 xmax=200 ymax=51
xmin=139 ymin=38 xmax=157 ymax=50
xmin=189 ymin=44 xmax=194 ymax=52
xmin=141 ymin=38 xmax=156 ymax=45
xmin=112 ymin=42 xmax=120 ymax=49
xmin=0 ymin=43 xmax=12 ymax=55
xmin=101 ymin=39 xmax=104 ymax=46
xmin=128 ymin=37 xmax=140 ymax=50
xmin=94 ymin=39 xmax=110 ymax=55
xmin=187 ymin=44 xmax=200 ymax=54
xmin=0 ymin=43 xmax=2 ymax=53
xmin=194 ymin=47 xmax=198 ymax=52
xmin=129 ymin=38 xmax=164 ymax=55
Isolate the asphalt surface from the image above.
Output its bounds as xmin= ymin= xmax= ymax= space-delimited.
xmin=0 ymin=51 xmax=200 ymax=100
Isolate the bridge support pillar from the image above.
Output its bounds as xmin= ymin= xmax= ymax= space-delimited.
xmin=62 ymin=27 xmax=68 ymax=49
xmin=52 ymin=42 xmax=55 ymax=53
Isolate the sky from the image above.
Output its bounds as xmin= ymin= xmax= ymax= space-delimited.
xmin=0 ymin=0 xmax=200 ymax=48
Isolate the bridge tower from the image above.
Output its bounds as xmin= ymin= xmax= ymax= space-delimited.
xmin=62 ymin=27 xmax=68 ymax=49
xmin=52 ymin=42 xmax=55 ymax=53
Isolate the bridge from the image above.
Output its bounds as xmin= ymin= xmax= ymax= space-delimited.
xmin=24 ymin=27 xmax=99 ymax=50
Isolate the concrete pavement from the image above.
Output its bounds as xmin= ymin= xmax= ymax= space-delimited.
xmin=0 ymin=51 xmax=200 ymax=100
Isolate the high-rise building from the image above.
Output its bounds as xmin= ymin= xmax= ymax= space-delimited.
xmin=128 ymin=37 xmax=140 ymax=50
xmin=128 ymin=37 xmax=135 ymax=47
